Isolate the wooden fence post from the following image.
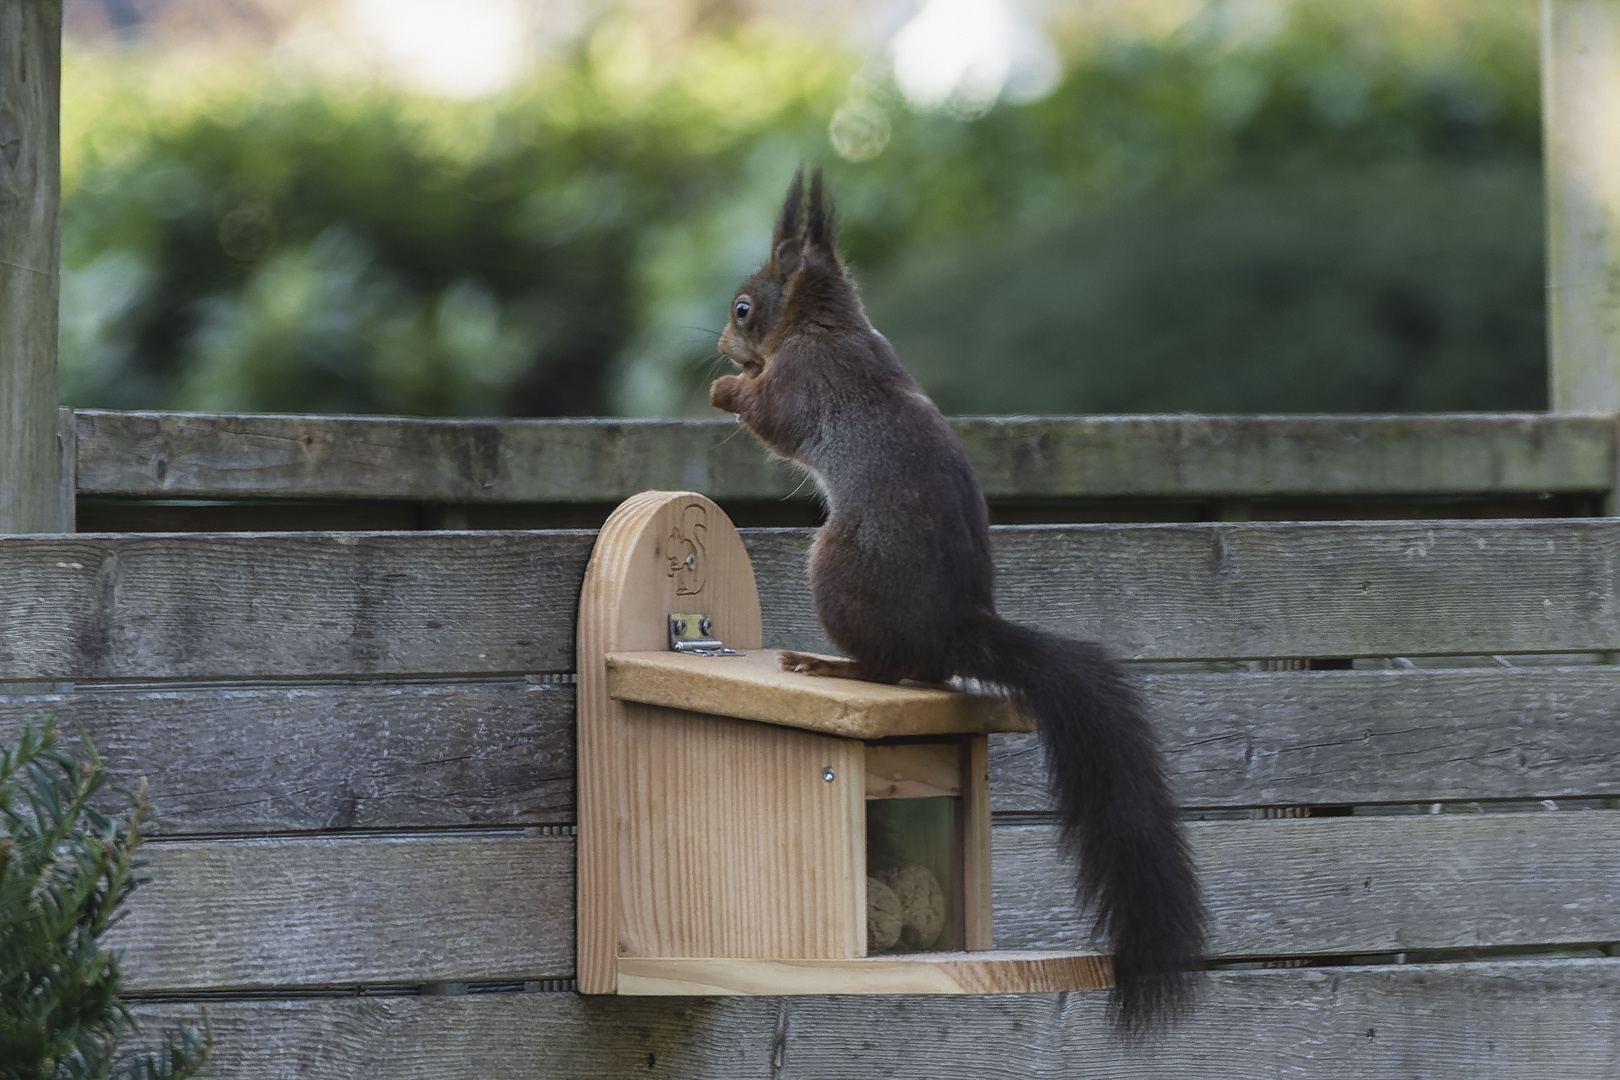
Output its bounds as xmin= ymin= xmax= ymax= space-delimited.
xmin=0 ymin=0 xmax=63 ymax=533
xmin=1544 ymin=0 xmax=1620 ymax=413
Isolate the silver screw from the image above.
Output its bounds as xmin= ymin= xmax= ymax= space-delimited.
xmin=698 ymin=616 xmax=712 ymax=636
xmin=684 ymin=553 xmax=696 ymax=570
xmin=822 ymin=767 xmax=836 ymax=782
xmin=672 ymin=618 xmax=687 ymax=635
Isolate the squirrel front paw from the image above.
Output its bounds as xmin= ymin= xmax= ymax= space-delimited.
xmin=778 ymin=651 xmax=901 ymax=683
xmin=709 ymin=374 xmax=746 ymax=413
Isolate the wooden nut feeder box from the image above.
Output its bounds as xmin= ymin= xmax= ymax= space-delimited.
xmin=578 ymin=491 xmax=1112 ymax=995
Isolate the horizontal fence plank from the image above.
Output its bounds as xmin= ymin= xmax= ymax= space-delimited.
xmin=0 ymin=682 xmax=574 ymax=833
xmin=114 ymin=813 xmax=1620 ymax=992
xmin=131 ymin=958 xmax=1620 ymax=1080
xmin=0 ymin=531 xmax=594 ymax=679
xmin=113 ymin=834 xmax=575 ymax=992
xmin=995 ymin=813 xmax=1620 ymax=959
xmin=993 ymin=665 xmax=1620 ymax=811
xmin=75 ymin=410 xmax=1614 ymax=502
xmin=752 ymin=519 xmax=1620 ymax=662
xmin=7 ymin=666 xmax=1617 ymax=836
xmin=5 ymin=520 xmax=1620 ymax=681
xmin=984 ymin=520 xmax=1620 ymax=661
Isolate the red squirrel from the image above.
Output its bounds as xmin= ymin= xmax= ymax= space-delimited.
xmin=710 ymin=169 xmax=1205 ymax=1033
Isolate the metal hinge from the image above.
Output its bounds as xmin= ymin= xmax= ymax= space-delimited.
xmin=668 ymin=613 xmax=742 ymax=656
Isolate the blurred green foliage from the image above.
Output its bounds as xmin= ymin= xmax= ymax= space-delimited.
xmin=60 ymin=0 xmax=1545 ymax=417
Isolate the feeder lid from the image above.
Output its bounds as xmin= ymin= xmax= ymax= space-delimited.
xmin=604 ymin=648 xmax=1033 ymax=740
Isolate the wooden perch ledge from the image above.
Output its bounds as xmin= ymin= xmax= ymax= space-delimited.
xmin=605 ymin=649 xmax=1033 ymax=741
xmin=617 ymin=951 xmax=1113 ymax=996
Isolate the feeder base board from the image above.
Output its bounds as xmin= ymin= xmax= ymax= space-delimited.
xmin=615 ymin=950 xmax=1111 ymax=995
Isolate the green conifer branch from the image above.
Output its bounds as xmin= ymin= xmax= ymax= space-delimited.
xmin=0 ymin=717 xmax=212 ymax=1080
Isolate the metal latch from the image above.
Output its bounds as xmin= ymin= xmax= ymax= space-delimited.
xmin=668 ymin=613 xmax=742 ymax=656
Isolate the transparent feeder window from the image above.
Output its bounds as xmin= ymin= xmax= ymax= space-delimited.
xmin=866 ymin=796 xmax=958 ymax=953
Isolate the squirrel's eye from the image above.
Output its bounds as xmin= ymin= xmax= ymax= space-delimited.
xmin=734 ymin=299 xmax=752 ymax=321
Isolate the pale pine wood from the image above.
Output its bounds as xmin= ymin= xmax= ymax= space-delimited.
xmin=576 ymin=490 xmax=671 ymax=993
xmin=616 ymin=950 xmax=1110 ymax=995
xmin=959 ymin=735 xmax=994 ymax=951
xmin=0 ymin=0 xmax=62 ymax=533
xmin=1544 ymin=0 xmax=1620 ymax=411
xmin=865 ymin=742 xmax=963 ymax=799
xmin=72 ymin=411 xmax=1615 ymax=501
xmin=584 ymin=492 xmax=874 ymax=993
xmin=619 ymin=706 xmax=866 ymax=961
xmin=607 ymin=649 xmax=1031 ymax=739
xmin=131 ymin=959 xmax=1620 ymax=1079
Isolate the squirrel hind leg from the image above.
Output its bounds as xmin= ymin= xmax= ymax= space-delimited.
xmin=777 ymin=651 xmax=901 ymax=684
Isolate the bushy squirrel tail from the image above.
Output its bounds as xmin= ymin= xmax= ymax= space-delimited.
xmin=958 ymin=613 xmax=1206 ymax=1035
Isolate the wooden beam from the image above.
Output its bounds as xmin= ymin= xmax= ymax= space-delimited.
xmin=615 ymin=951 xmax=1111 ymax=995
xmin=127 ymin=962 xmax=1620 ymax=1080
xmin=865 ymin=741 xmax=963 ymax=800
xmin=958 ymin=735 xmax=994 ymax=950
xmin=0 ymin=0 xmax=62 ymax=533
xmin=995 ymin=812 xmax=1620 ymax=959
xmin=991 ymin=665 xmax=1620 ymax=812
xmin=0 ymin=530 xmax=597 ymax=680
xmin=7 ymin=664 xmax=1620 ymax=836
xmin=108 ymin=812 xmax=1620 ymax=993
xmin=55 ymin=405 xmax=73 ymax=530
xmin=0 ymin=681 xmax=578 ymax=834
xmin=110 ymin=832 xmax=576 ymax=992
xmin=9 ymin=522 xmax=1620 ymax=681
xmin=71 ymin=411 xmax=1615 ymax=502
xmin=748 ymin=520 xmax=1620 ymax=664
xmin=606 ymin=649 xmax=1030 ymax=740
xmin=1545 ymin=0 xmax=1620 ymax=410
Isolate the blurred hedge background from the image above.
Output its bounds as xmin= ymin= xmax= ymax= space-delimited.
xmin=60 ymin=0 xmax=1545 ymax=418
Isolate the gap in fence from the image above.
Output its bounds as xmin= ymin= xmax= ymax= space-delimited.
xmin=73 ymin=492 xmax=1606 ymax=534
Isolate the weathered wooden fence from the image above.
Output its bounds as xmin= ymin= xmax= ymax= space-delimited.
xmin=2 ymin=410 xmax=1618 ymax=1077
xmin=5 ymin=1 xmax=1620 ymax=1074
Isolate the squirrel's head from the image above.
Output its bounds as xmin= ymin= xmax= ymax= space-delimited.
xmin=719 ymin=167 xmax=860 ymax=377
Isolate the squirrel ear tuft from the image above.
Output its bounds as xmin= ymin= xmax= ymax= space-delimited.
xmin=774 ymin=236 xmax=804 ymax=279
xmin=806 ymin=168 xmax=837 ymax=250
xmin=773 ymin=167 xmax=805 ymax=252
xmin=771 ymin=166 xmax=806 ymax=279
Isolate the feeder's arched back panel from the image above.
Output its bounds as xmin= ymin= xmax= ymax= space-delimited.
xmin=576 ymin=491 xmax=865 ymax=993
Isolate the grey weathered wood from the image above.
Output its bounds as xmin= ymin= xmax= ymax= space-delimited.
xmin=0 ymin=0 xmax=63 ymax=533
xmin=113 ymin=833 xmax=575 ymax=992
xmin=55 ymin=405 xmax=73 ymax=531
xmin=0 ymin=531 xmax=595 ymax=679
xmin=981 ymin=521 xmax=1620 ymax=660
xmin=112 ymin=812 xmax=1620 ymax=991
xmin=994 ymin=812 xmax=1620 ymax=958
xmin=7 ymin=521 xmax=1620 ymax=680
xmin=992 ymin=666 xmax=1620 ymax=812
xmin=1544 ymin=0 xmax=1620 ymax=412
xmin=131 ymin=958 xmax=1620 ymax=1079
xmin=7 ymin=666 xmax=1618 ymax=836
xmin=749 ymin=519 xmax=1620 ymax=662
xmin=0 ymin=681 xmax=575 ymax=833
xmin=73 ymin=411 xmax=1614 ymax=502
